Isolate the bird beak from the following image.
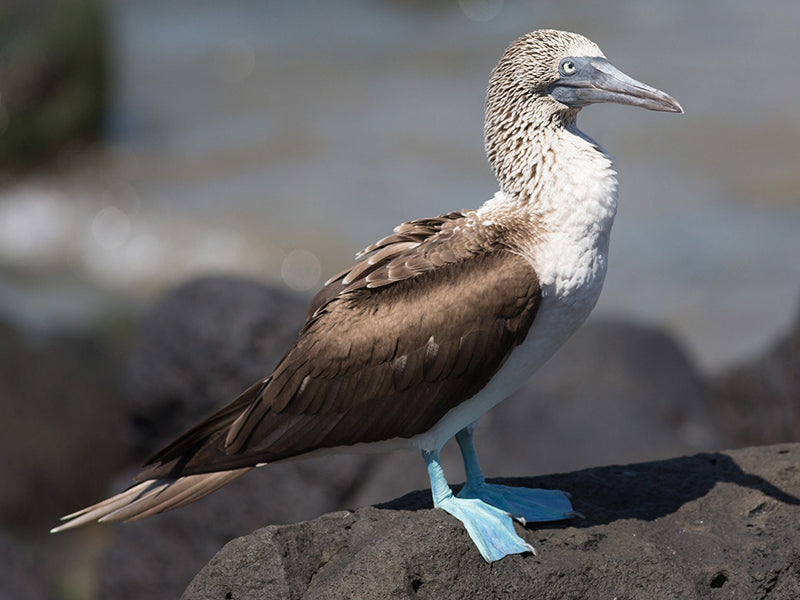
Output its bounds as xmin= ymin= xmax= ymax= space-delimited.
xmin=549 ymin=57 xmax=683 ymax=114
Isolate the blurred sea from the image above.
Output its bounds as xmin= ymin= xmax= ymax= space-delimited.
xmin=1 ymin=0 xmax=799 ymax=370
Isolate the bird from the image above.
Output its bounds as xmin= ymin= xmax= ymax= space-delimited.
xmin=51 ymin=29 xmax=682 ymax=562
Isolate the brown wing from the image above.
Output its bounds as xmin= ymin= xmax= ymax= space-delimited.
xmin=140 ymin=214 xmax=540 ymax=480
xmin=51 ymin=213 xmax=542 ymax=531
xmin=305 ymin=211 xmax=466 ymax=320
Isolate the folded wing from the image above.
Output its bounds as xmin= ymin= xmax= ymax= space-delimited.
xmin=53 ymin=212 xmax=541 ymax=530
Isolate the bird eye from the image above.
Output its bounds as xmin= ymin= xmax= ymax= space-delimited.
xmin=560 ymin=59 xmax=577 ymax=75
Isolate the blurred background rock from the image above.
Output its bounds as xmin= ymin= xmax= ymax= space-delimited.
xmin=1 ymin=1 xmax=798 ymax=599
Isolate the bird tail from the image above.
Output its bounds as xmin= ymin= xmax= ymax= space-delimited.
xmin=50 ymin=467 xmax=251 ymax=533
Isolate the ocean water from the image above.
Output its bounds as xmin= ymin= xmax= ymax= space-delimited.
xmin=1 ymin=0 xmax=799 ymax=370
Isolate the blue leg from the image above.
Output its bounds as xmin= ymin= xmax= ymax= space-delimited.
xmin=423 ymin=448 xmax=535 ymax=562
xmin=455 ymin=425 xmax=577 ymax=524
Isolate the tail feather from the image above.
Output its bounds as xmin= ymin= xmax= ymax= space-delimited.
xmin=50 ymin=467 xmax=251 ymax=533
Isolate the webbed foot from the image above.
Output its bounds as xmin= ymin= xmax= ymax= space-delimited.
xmin=436 ymin=494 xmax=535 ymax=562
xmin=458 ymin=481 xmax=577 ymax=525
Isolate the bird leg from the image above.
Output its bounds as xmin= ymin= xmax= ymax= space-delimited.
xmin=455 ymin=426 xmax=577 ymax=525
xmin=422 ymin=448 xmax=535 ymax=562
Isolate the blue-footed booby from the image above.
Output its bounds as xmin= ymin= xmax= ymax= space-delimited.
xmin=52 ymin=30 xmax=682 ymax=562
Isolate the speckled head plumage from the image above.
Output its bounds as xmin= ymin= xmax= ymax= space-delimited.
xmin=486 ymin=31 xmax=604 ymax=139
xmin=488 ymin=30 xmax=604 ymax=106
xmin=485 ymin=29 xmax=682 ymax=193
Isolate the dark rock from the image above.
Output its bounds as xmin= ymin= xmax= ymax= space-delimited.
xmin=0 ymin=533 xmax=56 ymax=600
xmin=0 ymin=318 xmax=126 ymax=530
xmin=183 ymin=444 xmax=800 ymax=600
xmin=712 ymin=302 xmax=800 ymax=445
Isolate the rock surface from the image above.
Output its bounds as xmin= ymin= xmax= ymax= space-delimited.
xmin=184 ymin=444 xmax=800 ymax=600
xmin=0 ymin=534 xmax=55 ymax=600
xmin=712 ymin=299 xmax=800 ymax=445
xmin=0 ymin=319 xmax=126 ymax=530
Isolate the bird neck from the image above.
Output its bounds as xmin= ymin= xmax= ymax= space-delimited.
xmin=485 ymin=107 xmax=616 ymax=209
xmin=482 ymin=107 xmax=618 ymax=255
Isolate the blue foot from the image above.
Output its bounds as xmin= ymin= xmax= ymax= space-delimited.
xmin=453 ymin=425 xmax=578 ymax=525
xmin=457 ymin=481 xmax=576 ymax=525
xmin=436 ymin=494 xmax=535 ymax=562
xmin=423 ymin=448 xmax=535 ymax=562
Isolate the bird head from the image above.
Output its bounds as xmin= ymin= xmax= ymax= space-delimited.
xmin=485 ymin=29 xmax=682 ymax=188
xmin=487 ymin=29 xmax=682 ymax=121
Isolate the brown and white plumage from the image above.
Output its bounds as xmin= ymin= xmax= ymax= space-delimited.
xmin=53 ymin=211 xmax=542 ymax=530
xmin=52 ymin=30 xmax=681 ymax=548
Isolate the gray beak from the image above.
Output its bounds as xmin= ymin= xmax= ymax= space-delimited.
xmin=549 ymin=57 xmax=683 ymax=114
